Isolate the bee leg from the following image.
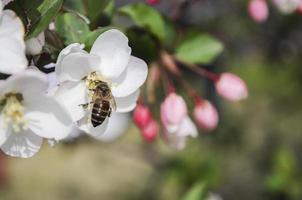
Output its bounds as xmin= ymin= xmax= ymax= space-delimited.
xmin=79 ymin=102 xmax=93 ymax=109
xmin=79 ymin=103 xmax=89 ymax=109
xmin=108 ymin=107 xmax=112 ymax=117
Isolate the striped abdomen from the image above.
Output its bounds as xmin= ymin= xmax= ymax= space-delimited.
xmin=91 ymin=98 xmax=110 ymax=127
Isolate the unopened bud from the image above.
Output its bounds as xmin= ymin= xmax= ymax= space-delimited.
xmin=25 ymin=32 xmax=45 ymax=56
xmin=248 ymin=0 xmax=269 ymax=23
xmin=215 ymin=73 xmax=248 ymax=102
xmin=160 ymin=93 xmax=187 ymax=133
xmin=133 ymin=104 xmax=152 ymax=129
xmin=193 ymin=100 xmax=219 ymax=131
xmin=141 ymin=119 xmax=158 ymax=142
xmin=146 ymin=0 xmax=160 ymax=5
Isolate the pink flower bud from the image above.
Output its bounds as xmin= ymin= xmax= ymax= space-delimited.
xmin=146 ymin=0 xmax=160 ymax=5
xmin=161 ymin=93 xmax=187 ymax=133
xmin=215 ymin=73 xmax=248 ymax=102
xmin=141 ymin=119 xmax=158 ymax=142
xmin=133 ymin=104 xmax=152 ymax=129
xmin=248 ymin=0 xmax=269 ymax=23
xmin=193 ymin=100 xmax=219 ymax=131
xmin=297 ymin=1 xmax=302 ymax=14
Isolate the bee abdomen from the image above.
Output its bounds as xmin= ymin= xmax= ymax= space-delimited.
xmin=91 ymin=99 xmax=110 ymax=127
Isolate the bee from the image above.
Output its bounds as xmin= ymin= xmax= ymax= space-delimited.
xmin=90 ymin=81 xmax=116 ymax=127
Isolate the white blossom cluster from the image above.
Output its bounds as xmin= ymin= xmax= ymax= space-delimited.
xmin=0 ymin=3 xmax=148 ymax=158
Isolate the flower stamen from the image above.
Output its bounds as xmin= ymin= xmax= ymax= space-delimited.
xmin=85 ymin=72 xmax=112 ymax=90
xmin=1 ymin=93 xmax=28 ymax=133
xmin=84 ymin=71 xmax=114 ymax=98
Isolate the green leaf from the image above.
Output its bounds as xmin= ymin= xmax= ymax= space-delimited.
xmin=118 ymin=3 xmax=165 ymax=41
xmin=175 ymin=33 xmax=224 ymax=64
xmin=181 ymin=183 xmax=206 ymax=200
xmin=103 ymin=0 xmax=115 ymax=18
xmin=265 ymin=149 xmax=299 ymax=192
xmin=55 ymin=13 xmax=90 ymax=45
xmin=86 ymin=0 xmax=111 ymax=21
xmin=162 ymin=18 xmax=177 ymax=49
xmin=63 ymin=0 xmax=111 ymax=22
xmin=126 ymin=29 xmax=158 ymax=63
xmin=63 ymin=0 xmax=86 ymax=15
xmin=12 ymin=0 xmax=64 ymax=39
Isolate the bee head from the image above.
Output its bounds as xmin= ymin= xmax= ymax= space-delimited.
xmin=97 ymin=83 xmax=110 ymax=97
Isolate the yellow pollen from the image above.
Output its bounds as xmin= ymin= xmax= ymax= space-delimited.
xmin=85 ymin=71 xmax=112 ymax=92
xmin=1 ymin=93 xmax=28 ymax=133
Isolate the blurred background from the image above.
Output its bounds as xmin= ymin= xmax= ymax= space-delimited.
xmin=1 ymin=0 xmax=302 ymax=199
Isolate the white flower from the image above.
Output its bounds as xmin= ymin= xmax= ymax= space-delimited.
xmin=25 ymin=32 xmax=45 ymax=56
xmin=0 ymin=69 xmax=73 ymax=158
xmin=61 ymin=113 xmax=129 ymax=142
xmin=28 ymin=64 xmax=59 ymax=94
xmin=273 ymin=0 xmax=300 ymax=14
xmin=54 ymin=29 xmax=148 ymax=139
xmin=166 ymin=116 xmax=198 ymax=150
xmin=61 ymin=124 xmax=83 ymax=142
xmin=0 ymin=1 xmax=27 ymax=74
xmin=97 ymin=112 xmax=130 ymax=142
xmin=1 ymin=0 xmax=13 ymax=6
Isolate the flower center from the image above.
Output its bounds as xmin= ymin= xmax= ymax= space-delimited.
xmin=85 ymin=71 xmax=112 ymax=91
xmin=0 ymin=93 xmax=28 ymax=133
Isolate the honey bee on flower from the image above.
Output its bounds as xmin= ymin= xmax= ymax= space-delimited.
xmin=54 ymin=29 xmax=148 ymax=139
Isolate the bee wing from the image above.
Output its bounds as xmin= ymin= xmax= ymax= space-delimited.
xmin=110 ymin=94 xmax=117 ymax=111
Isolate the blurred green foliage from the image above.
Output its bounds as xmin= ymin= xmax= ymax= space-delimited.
xmin=8 ymin=0 xmax=63 ymax=38
xmin=118 ymin=3 xmax=166 ymax=42
xmin=265 ymin=149 xmax=302 ymax=199
xmin=175 ymin=32 xmax=224 ymax=64
xmin=181 ymin=182 xmax=207 ymax=200
xmin=56 ymin=13 xmax=90 ymax=44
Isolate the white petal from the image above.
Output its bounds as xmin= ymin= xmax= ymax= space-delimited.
xmin=0 ymin=10 xmax=27 ymax=74
xmin=0 ymin=1 xmax=2 ymax=16
xmin=0 ymin=38 xmax=27 ymax=74
xmin=97 ymin=113 xmax=130 ymax=142
xmin=0 ymin=10 xmax=25 ymax=40
xmin=55 ymin=43 xmax=85 ymax=79
xmin=90 ymin=29 xmax=131 ymax=79
xmin=47 ymin=85 xmax=59 ymax=96
xmin=166 ymin=124 xmax=181 ymax=134
xmin=25 ymin=95 xmax=73 ymax=140
xmin=61 ymin=123 xmax=83 ymax=142
xmin=78 ymin=115 xmax=109 ymax=139
xmin=25 ymin=32 xmax=45 ymax=55
xmin=176 ymin=116 xmax=198 ymax=138
xmin=0 ymin=69 xmax=48 ymax=98
xmin=112 ymin=56 xmax=148 ymax=98
xmin=1 ymin=129 xmax=43 ymax=158
xmin=43 ymin=62 xmax=56 ymax=69
xmin=54 ymin=81 xmax=88 ymax=122
xmin=58 ymin=52 xmax=100 ymax=82
xmin=46 ymin=71 xmax=59 ymax=93
xmin=0 ymin=114 xmax=11 ymax=146
xmin=115 ymin=90 xmax=140 ymax=113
